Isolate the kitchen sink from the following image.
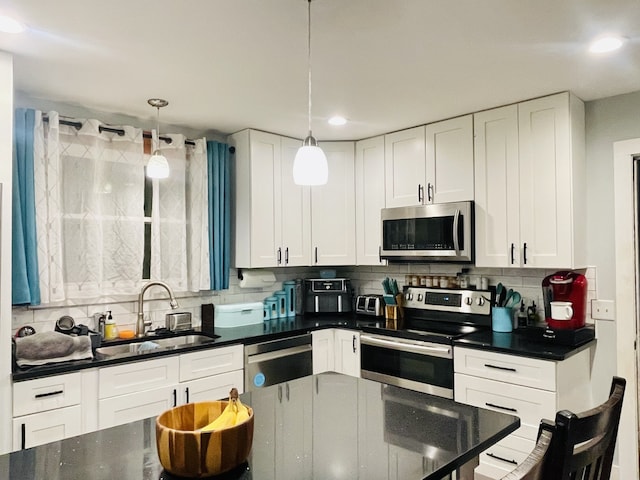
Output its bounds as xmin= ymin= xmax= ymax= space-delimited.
xmin=95 ymin=334 xmax=218 ymax=358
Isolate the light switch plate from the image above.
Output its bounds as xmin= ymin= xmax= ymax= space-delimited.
xmin=591 ymin=299 xmax=615 ymax=321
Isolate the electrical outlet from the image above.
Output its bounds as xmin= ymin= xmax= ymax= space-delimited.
xmin=591 ymin=299 xmax=615 ymax=321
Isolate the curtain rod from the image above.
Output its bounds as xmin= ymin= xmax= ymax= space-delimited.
xmin=42 ymin=115 xmax=195 ymax=146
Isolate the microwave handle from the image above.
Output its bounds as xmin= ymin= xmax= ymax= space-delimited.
xmin=452 ymin=208 xmax=461 ymax=253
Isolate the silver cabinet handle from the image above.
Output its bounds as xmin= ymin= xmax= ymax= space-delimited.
xmin=360 ymin=334 xmax=451 ymax=358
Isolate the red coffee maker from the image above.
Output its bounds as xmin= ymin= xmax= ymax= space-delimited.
xmin=542 ymin=270 xmax=587 ymax=330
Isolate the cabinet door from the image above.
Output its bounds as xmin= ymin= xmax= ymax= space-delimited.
xmin=518 ymin=93 xmax=573 ymax=268
xmin=425 ymin=115 xmax=474 ymax=204
xmin=13 ymin=372 xmax=82 ymax=417
xmin=98 ymin=384 xmax=177 ymax=429
xmin=313 ymin=373 xmax=358 ymax=479
xmin=473 ymin=106 xmax=520 ymax=267
xmin=280 ymin=136 xmax=311 ymax=266
xmin=312 ymin=329 xmax=335 ymax=374
xmin=278 ymin=377 xmax=313 ymax=479
xmin=248 ymin=130 xmax=282 ymax=267
xmin=334 ymin=329 xmax=360 ymax=377
xmin=180 ymin=369 xmax=244 ymax=404
xmin=13 ymin=405 xmax=82 ymax=450
xmin=355 ymin=135 xmax=386 ymax=265
xmin=384 ymin=126 xmax=426 ymax=207
xmin=311 ymin=142 xmax=356 ymax=266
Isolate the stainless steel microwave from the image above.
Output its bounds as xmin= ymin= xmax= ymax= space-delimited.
xmin=380 ymin=201 xmax=474 ymax=262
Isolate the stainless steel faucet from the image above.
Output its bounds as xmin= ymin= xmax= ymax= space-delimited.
xmin=136 ymin=281 xmax=179 ymax=337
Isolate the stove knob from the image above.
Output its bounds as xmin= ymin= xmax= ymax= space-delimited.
xmin=465 ymin=297 xmax=473 ymax=306
xmin=476 ymin=296 xmax=486 ymax=306
xmin=405 ymin=293 xmax=412 ymax=301
xmin=417 ymin=293 xmax=423 ymax=302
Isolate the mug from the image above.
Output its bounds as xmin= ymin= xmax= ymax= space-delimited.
xmin=550 ymin=301 xmax=573 ymax=320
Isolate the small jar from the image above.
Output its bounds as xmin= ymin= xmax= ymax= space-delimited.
xmin=424 ymin=276 xmax=433 ymax=287
xmin=439 ymin=276 xmax=449 ymax=288
xmin=405 ymin=275 xmax=412 ymax=286
xmin=411 ymin=275 xmax=419 ymax=286
xmin=420 ymin=275 xmax=427 ymax=286
xmin=458 ymin=275 xmax=469 ymax=289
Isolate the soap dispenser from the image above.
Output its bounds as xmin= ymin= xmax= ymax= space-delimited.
xmin=104 ymin=311 xmax=118 ymax=340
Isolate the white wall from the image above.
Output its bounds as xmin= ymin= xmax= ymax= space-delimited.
xmin=0 ymin=51 xmax=13 ymax=454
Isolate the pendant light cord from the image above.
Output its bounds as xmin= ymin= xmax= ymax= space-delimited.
xmin=307 ymin=0 xmax=312 ymax=137
xmin=155 ymin=106 xmax=160 ymax=153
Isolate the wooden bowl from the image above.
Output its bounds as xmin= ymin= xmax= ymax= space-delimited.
xmin=155 ymin=400 xmax=254 ymax=478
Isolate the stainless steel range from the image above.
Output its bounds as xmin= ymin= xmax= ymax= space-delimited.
xmin=360 ymin=286 xmax=492 ymax=398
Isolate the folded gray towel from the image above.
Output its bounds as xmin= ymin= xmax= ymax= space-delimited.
xmin=14 ymin=331 xmax=93 ymax=367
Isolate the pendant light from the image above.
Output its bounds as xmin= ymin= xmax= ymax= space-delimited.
xmin=292 ymin=0 xmax=328 ymax=186
xmin=147 ymin=98 xmax=170 ymax=179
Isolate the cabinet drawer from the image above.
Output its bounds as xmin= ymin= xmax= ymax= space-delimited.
xmin=179 ymin=344 xmax=243 ymax=382
xmin=454 ymin=347 xmax=556 ymax=391
xmin=454 ymin=373 xmax=556 ymax=440
xmin=181 ymin=369 xmax=244 ymax=404
xmin=13 ymin=405 xmax=82 ymax=450
xmin=13 ymin=373 xmax=82 ymax=417
xmin=479 ymin=435 xmax=534 ymax=473
xmin=99 ymin=356 xmax=179 ymax=399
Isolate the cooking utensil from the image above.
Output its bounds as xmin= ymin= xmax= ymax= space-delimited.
xmin=496 ymin=283 xmax=504 ymax=307
xmin=505 ymin=291 xmax=522 ymax=309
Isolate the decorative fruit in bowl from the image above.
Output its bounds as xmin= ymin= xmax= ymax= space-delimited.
xmin=155 ymin=388 xmax=254 ymax=478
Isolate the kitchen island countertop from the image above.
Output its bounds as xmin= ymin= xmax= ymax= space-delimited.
xmin=1 ymin=373 xmax=520 ymax=480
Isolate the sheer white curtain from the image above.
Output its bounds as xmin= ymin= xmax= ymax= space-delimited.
xmin=34 ymin=113 xmax=147 ymax=301
xmin=150 ymin=132 xmax=210 ymax=292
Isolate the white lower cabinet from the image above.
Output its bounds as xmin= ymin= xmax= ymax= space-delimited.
xmin=454 ymin=346 xmax=592 ymax=479
xmin=250 ymin=376 xmax=313 ymax=480
xmin=98 ymin=344 xmax=244 ymax=429
xmin=12 ymin=370 xmax=98 ymax=450
xmin=312 ymin=329 xmax=360 ymax=377
xmin=313 ymin=373 xmax=359 ymax=479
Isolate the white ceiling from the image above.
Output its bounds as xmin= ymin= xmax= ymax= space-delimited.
xmin=2 ymin=0 xmax=640 ymax=141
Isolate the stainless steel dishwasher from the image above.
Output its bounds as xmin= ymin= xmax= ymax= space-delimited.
xmin=244 ymin=333 xmax=312 ymax=391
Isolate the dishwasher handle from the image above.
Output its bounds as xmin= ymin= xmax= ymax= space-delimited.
xmin=246 ymin=344 xmax=312 ymax=364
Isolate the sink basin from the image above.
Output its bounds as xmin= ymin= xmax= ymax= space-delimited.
xmin=95 ymin=334 xmax=217 ymax=358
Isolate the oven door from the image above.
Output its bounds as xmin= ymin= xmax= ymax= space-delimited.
xmin=360 ymin=333 xmax=454 ymax=398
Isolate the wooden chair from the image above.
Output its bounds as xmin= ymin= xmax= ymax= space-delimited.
xmin=501 ymin=420 xmax=555 ymax=480
xmin=502 ymin=376 xmax=626 ymax=480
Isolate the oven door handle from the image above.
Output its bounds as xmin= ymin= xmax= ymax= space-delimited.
xmin=360 ymin=334 xmax=452 ymax=358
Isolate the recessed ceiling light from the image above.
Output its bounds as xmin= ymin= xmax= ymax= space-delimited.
xmin=328 ymin=116 xmax=347 ymax=126
xmin=589 ymin=35 xmax=625 ymax=54
xmin=0 ymin=15 xmax=25 ymax=33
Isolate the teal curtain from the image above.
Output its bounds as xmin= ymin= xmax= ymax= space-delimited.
xmin=207 ymin=141 xmax=231 ymax=290
xmin=12 ymin=108 xmax=40 ymax=305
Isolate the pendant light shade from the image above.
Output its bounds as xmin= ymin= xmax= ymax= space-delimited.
xmin=147 ymin=98 xmax=170 ymax=179
xmin=293 ymin=0 xmax=328 ymax=186
xmin=293 ymin=134 xmax=328 ymax=185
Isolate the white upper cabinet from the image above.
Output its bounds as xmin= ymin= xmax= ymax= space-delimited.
xmin=355 ymin=136 xmax=386 ymax=265
xmin=474 ymin=92 xmax=586 ymax=268
xmin=384 ymin=117 xmax=473 ymax=208
xmin=384 ymin=126 xmax=426 ymax=207
xmin=231 ymin=129 xmax=310 ymax=268
xmin=311 ymin=141 xmax=356 ymax=266
xmin=425 ymin=114 xmax=474 ymax=204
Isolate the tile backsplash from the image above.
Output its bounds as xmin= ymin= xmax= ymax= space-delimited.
xmin=11 ymin=265 xmax=597 ymax=335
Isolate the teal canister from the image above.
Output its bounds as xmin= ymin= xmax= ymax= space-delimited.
xmin=283 ymin=281 xmax=296 ymax=317
xmin=263 ymin=301 xmax=271 ymax=321
xmin=265 ymin=296 xmax=278 ymax=320
xmin=274 ymin=290 xmax=287 ymax=318
xmin=492 ymin=307 xmax=513 ymax=333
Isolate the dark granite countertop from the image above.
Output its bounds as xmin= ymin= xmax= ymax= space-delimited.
xmin=12 ymin=313 xmax=595 ymax=382
xmin=1 ymin=373 xmax=520 ymax=480
xmin=454 ymin=327 xmax=596 ymax=360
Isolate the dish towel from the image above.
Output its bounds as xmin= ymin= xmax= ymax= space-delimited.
xmin=14 ymin=331 xmax=93 ymax=367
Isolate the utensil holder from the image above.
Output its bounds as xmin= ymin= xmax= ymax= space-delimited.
xmin=385 ymin=305 xmax=404 ymax=330
xmin=492 ymin=307 xmax=513 ymax=332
